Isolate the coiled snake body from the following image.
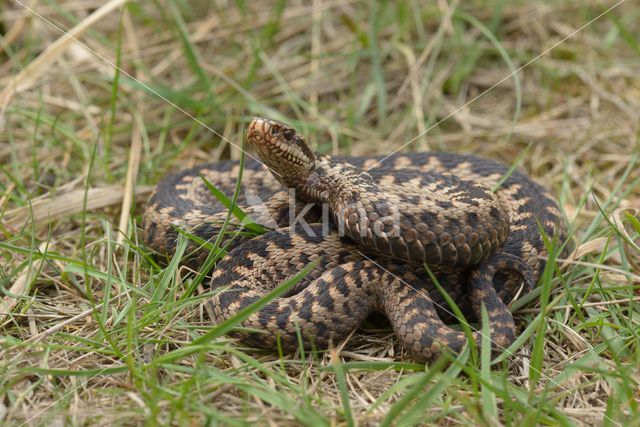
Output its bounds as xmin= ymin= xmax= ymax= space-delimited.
xmin=143 ymin=118 xmax=563 ymax=362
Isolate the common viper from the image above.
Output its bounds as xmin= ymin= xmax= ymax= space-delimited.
xmin=142 ymin=118 xmax=563 ymax=362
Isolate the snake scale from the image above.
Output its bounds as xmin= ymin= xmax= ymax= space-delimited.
xmin=142 ymin=118 xmax=563 ymax=362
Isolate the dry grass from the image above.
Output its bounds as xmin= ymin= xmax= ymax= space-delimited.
xmin=1 ymin=0 xmax=639 ymax=425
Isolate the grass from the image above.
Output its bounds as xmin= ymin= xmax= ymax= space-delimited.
xmin=1 ymin=0 xmax=639 ymax=425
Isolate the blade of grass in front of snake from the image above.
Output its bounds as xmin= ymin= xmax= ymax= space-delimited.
xmin=378 ymin=355 xmax=450 ymax=427
xmin=493 ymin=220 xmax=565 ymax=365
xmin=214 ymin=353 xmax=327 ymax=426
xmin=480 ymin=304 xmax=499 ymax=423
xmin=530 ymin=229 xmax=560 ymax=387
xmin=194 ymin=258 xmax=320 ymax=345
xmin=174 ymin=222 xmax=262 ymax=266
xmin=397 ymin=353 xmax=470 ymax=425
xmin=537 ymin=215 xmax=586 ymax=327
xmin=188 ymin=116 xmax=261 ymax=290
xmin=490 ymin=293 xmax=565 ymax=365
xmin=424 ymin=264 xmax=478 ymax=362
xmin=174 ymin=225 xmax=228 ymax=260
xmin=331 ymin=353 xmax=355 ymax=427
xmin=154 ymin=125 xmax=255 ymax=311
xmin=150 ymin=258 xmax=321 ymax=367
xmin=198 ymin=173 xmax=268 ymax=235
xmin=150 ymin=231 xmax=188 ymax=304
xmin=365 ymin=372 xmax=432 ymax=414
xmin=364 ymin=347 xmax=467 ymax=417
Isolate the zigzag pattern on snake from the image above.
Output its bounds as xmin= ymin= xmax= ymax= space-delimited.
xmin=142 ymin=118 xmax=563 ymax=362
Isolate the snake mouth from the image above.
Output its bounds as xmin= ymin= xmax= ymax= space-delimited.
xmin=247 ymin=117 xmax=315 ymax=170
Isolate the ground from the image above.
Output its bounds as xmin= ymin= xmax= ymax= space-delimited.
xmin=1 ymin=1 xmax=639 ymax=426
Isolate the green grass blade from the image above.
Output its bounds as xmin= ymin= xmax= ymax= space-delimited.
xmin=332 ymin=356 xmax=355 ymax=427
xmin=151 ymin=258 xmax=319 ymax=367
xmin=480 ymin=304 xmax=498 ymax=423
xmin=379 ymin=356 xmax=448 ymax=426
xmin=192 ymin=258 xmax=319 ymax=346
xmin=198 ymin=173 xmax=268 ymax=235
xmin=425 ymin=265 xmax=478 ymax=361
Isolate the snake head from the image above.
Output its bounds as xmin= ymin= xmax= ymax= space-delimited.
xmin=247 ymin=117 xmax=316 ymax=187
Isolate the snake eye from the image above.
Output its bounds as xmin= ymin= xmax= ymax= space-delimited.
xmin=269 ymin=126 xmax=278 ymax=137
xmin=282 ymin=129 xmax=294 ymax=141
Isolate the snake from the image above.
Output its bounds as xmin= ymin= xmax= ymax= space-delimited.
xmin=142 ymin=117 xmax=564 ymax=362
